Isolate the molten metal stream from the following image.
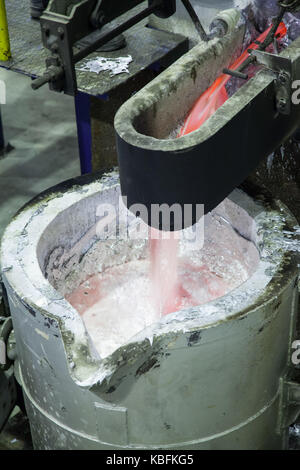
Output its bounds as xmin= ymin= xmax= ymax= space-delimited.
xmin=149 ymin=23 xmax=287 ymax=316
xmin=149 ymin=229 xmax=193 ymax=317
xmin=67 ymin=26 xmax=283 ymax=357
xmin=67 ymin=209 xmax=259 ymax=357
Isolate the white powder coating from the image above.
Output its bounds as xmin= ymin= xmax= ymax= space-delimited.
xmin=78 ymin=55 xmax=133 ymax=75
xmin=67 ymin=213 xmax=259 ymax=358
xmin=72 ymin=261 xmax=158 ymax=358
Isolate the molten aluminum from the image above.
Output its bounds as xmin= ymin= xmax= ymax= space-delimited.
xmin=177 ymin=0 xmax=300 ymax=138
xmin=66 ymin=211 xmax=259 ymax=358
xmin=66 ymin=6 xmax=300 ymax=360
xmin=178 ymin=22 xmax=287 ymax=136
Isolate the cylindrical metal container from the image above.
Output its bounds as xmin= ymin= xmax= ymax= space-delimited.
xmin=0 ymin=171 xmax=299 ymax=450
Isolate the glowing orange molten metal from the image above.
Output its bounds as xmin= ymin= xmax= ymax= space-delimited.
xmin=178 ymin=22 xmax=287 ymax=137
xmin=150 ymin=23 xmax=287 ymax=318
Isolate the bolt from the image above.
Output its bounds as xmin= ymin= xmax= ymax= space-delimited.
xmin=278 ymin=97 xmax=287 ymax=110
xmin=51 ymin=43 xmax=59 ymax=53
xmin=278 ymin=72 xmax=289 ymax=85
xmin=57 ymin=27 xmax=64 ymax=40
xmin=42 ymin=25 xmax=50 ymax=37
xmin=97 ymin=12 xmax=105 ymax=25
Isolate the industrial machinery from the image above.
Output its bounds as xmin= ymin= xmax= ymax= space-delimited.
xmin=31 ymin=0 xmax=212 ymax=95
xmin=0 ymin=171 xmax=299 ymax=449
xmin=0 ymin=0 xmax=300 ymax=450
xmin=115 ymin=0 xmax=300 ymax=229
xmin=31 ymin=0 xmax=300 ymax=228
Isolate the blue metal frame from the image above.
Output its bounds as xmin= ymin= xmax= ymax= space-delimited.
xmin=74 ymin=91 xmax=92 ymax=174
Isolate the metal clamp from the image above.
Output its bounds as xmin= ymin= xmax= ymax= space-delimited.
xmin=277 ymin=377 xmax=300 ymax=431
xmin=0 ymin=317 xmax=13 ymax=371
xmin=249 ymin=49 xmax=293 ymax=115
xmin=90 ymin=0 xmax=106 ymax=28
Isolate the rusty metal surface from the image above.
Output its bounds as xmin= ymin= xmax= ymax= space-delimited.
xmin=0 ymin=0 xmax=188 ymax=96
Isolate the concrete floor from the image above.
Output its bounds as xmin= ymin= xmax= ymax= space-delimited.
xmin=0 ymin=68 xmax=81 ymax=240
xmin=0 ymin=69 xmax=82 ymax=449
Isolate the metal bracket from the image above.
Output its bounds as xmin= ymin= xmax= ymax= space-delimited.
xmin=34 ymin=0 xmax=177 ymax=94
xmin=0 ymin=317 xmax=13 ymax=371
xmin=277 ymin=377 xmax=300 ymax=432
xmin=0 ymin=366 xmax=17 ymax=433
xmin=278 ymin=0 xmax=300 ymax=12
xmin=249 ymin=49 xmax=293 ymax=115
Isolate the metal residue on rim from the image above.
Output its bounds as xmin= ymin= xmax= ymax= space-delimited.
xmin=77 ymin=55 xmax=133 ymax=76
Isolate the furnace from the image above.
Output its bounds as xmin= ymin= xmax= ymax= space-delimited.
xmin=0 ymin=0 xmax=300 ymax=452
xmin=0 ymin=170 xmax=299 ymax=449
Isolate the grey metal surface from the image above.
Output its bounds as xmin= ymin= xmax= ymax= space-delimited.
xmin=0 ymin=170 xmax=299 ymax=449
xmin=0 ymin=0 xmax=188 ymax=96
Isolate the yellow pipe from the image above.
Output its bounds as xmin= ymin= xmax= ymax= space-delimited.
xmin=0 ymin=0 xmax=11 ymax=61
